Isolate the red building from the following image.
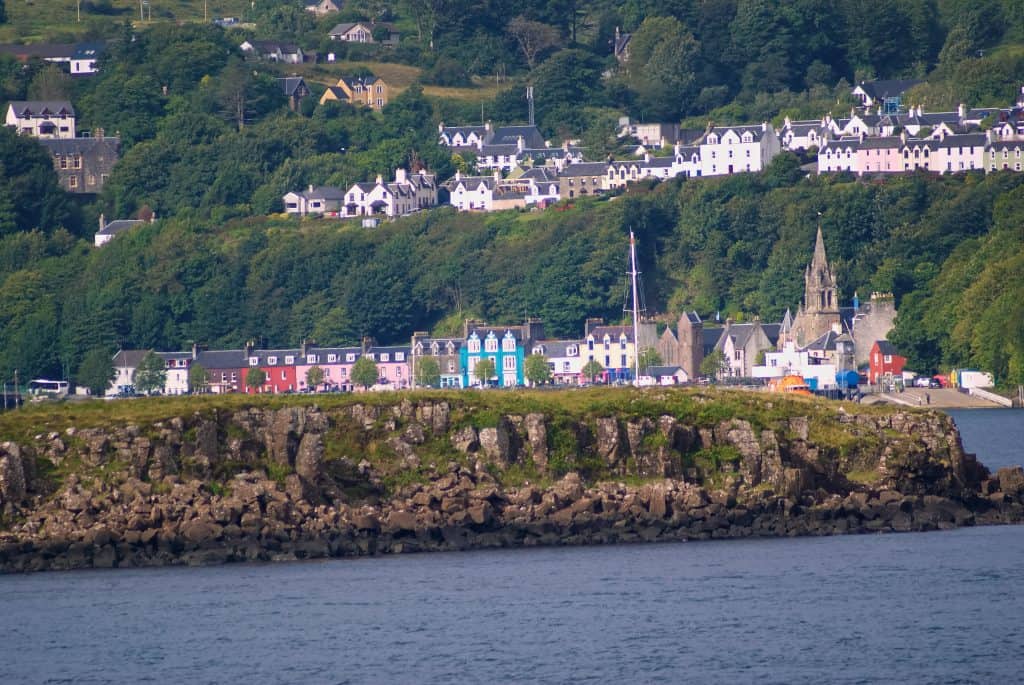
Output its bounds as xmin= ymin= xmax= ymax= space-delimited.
xmin=868 ymin=340 xmax=906 ymax=384
xmin=239 ymin=348 xmax=300 ymax=394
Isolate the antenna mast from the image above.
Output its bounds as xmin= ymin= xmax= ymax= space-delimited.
xmin=629 ymin=231 xmax=642 ymax=385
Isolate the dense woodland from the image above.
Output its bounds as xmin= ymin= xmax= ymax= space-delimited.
xmin=0 ymin=1 xmax=1023 ymax=387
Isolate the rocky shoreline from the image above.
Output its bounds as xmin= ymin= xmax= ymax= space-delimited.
xmin=1 ymin=394 xmax=1022 ymax=573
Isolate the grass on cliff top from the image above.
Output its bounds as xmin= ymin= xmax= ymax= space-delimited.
xmin=0 ymin=387 xmax=913 ymax=447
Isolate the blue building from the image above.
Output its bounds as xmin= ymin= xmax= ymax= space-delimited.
xmin=460 ymin=319 xmax=544 ymax=387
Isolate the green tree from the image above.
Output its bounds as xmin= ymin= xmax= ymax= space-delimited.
xmin=76 ymin=347 xmax=115 ymax=396
xmin=473 ymin=357 xmax=496 ymax=387
xmin=637 ymin=347 xmax=662 ymax=374
xmin=581 ymin=359 xmax=604 ymax=383
xmin=626 ymin=16 xmax=701 ymax=120
xmin=188 ymin=363 xmax=209 ymax=393
xmin=414 ymin=356 xmax=441 ymax=388
xmin=245 ymin=366 xmax=267 ymax=391
xmin=305 ymin=365 xmax=324 ymax=390
xmin=351 ymin=355 xmax=379 ymax=389
xmin=700 ymin=350 xmax=728 ymax=380
xmin=133 ymin=351 xmax=167 ymax=394
xmin=524 ymin=353 xmax=551 ymax=386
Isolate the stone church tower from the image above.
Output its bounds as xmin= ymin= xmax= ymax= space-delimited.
xmin=792 ymin=226 xmax=841 ymax=346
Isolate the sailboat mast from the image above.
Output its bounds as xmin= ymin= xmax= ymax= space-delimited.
xmin=629 ymin=231 xmax=641 ymax=385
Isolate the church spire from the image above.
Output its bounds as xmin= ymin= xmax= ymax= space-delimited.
xmin=812 ymin=216 xmax=828 ymax=270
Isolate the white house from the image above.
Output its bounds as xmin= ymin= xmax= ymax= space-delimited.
xmin=282 ymin=185 xmax=347 ymax=217
xmin=752 ymin=341 xmax=838 ymax=390
xmin=698 ymin=123 xmax=780 ymax=177
xmin=531 ymin=340 xmax=584 ymax=385
xmin=5 ymin=101 xmax=76 ymax=138
xmin=341 ymin=169 xmax=438 ymax=218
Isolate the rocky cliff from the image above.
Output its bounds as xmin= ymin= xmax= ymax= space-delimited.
xmin=1 ymin=389 xmax=1021 ymax=572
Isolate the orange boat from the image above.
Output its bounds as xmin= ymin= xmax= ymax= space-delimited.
xmin=767 ymin=375 xmax=813 ymax=396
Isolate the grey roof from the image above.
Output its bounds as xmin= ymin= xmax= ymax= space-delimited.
xmin=531 ymin=339 xmax=579 ymax=357
xmin=278 ymin=77 xmax=308 ymax=97
xmin=445 ymin=175 xmax=497 ymax=190
xmin=645 ymin=365 xmax=682 ymax=376
xmin=440 ymin=125 xmax=486 ymax=139
xmin=855 ymin=79 xmax=923 ymax=100
xmin=480 ymin=143 xmax=518 ymax=156
xmin=194 ymin=349 xmax=246 ymax=370
xmin=707 ymin=124 xmax=767 ymax=142
xmin=7 ymin=100 xmax=75 ymax=117
xmin=703 ymin=327 xmax=724 ymax=352
xmin=96 ymin=219 xmax=144 ymax=237
xmin=72 ymin=42 xmax=104 ymax=60
xmin=487 ymin=125 xmax=545 ymax=148
xmin=112 ymin=349 xmax=148 ymax=368
xmin=297 ymin=185 xmax=347 ymax=201
xmin=0 ymin=43 xmax=76 ymax=59
xmin=875 ymin=340 xmax=899 ymax=356
xmin=559 ymin=162 xmax=609 ymax=177
xmin=804 ymin=330 xmax=838 ymax=352
xmin=520 ymin=167 xmax=559 ymax=182
xmin=39 ymin=136 xmax=120 ymax=156
xmin=587 ymin=325 xmax=634 ymax=343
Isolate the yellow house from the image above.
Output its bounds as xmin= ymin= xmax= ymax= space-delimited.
xmin=319 ymin=75 xmax=389 ymax=111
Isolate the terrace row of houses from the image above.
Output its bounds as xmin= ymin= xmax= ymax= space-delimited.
xmin=283 ymin=169 xmax=438 ymax=219
xmin=818 ymin=129 xmax=1024 ymax=175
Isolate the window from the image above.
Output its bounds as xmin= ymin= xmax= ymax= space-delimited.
xmin=502 ymin=333 xmax=516 ymax=352
xmin=69 ymin=176 xmax=77 ymax=188
xmin=395 ymin=352 xmax=405 ymax=361
xmin=566 ymin=345 xmax=577 ymax=356
xmin=620 ymin=336 xmax=627 ymax=350
xmin=484 ymin=334 xmax=498 ymax=353
xmin=587 ymin=338 xmax=594 ymax=351
xmin=306 ymin=355 xmax=318 ymax=364
xmin=345 ymin=353 xmax=356 ymax=362
xmin=603 ymin=335 xmax=611 ymax=350
xmin=621 ymin=355 xmax=627 ymax=367
xmin=503 ymin=356 xmax=516 ymax=371
xmin=249 ymin=357 xmax=259 ymax=366
xmin=284 ymin=356 xmax=294 ymax=365
xmin=327 ymin=354 xmax=337 ymax=363
xmin=379 ymin=353 xmax=390 ymax=362
xmin=268 ymin=356 xmax=278 ymax=365
xmin=467 ymin=334 xmax=481 ymax=353
xmin=281 ymin=371 xmax=287 ymax=380
xmin=604 ymin=355 xmax=611 ymax=367
xmin=563 ymin=362 xmax=571 ymax=372
xmin=447 ymin=360 xmax=456 ymax=373
xmin=365 ymin=353 xmax=375 ymax=361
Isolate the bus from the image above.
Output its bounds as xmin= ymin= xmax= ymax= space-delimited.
xmin=27 ymin=379 xmax=69 ymax=399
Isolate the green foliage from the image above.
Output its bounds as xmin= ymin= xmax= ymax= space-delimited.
xmin=473 ymin=357 xmax=496 ymax=386
xmin=637 ymin=347 xmax=662 ymax=374
xmin=414 ymin=356 xmax=441 ymax=388
xmin=700 ymin=350 xmax=728 ymax=379
xmin=133 ymin=351 xmax=167 ymax=394
xmin=524 ymin=353 xmax=551 ymax=386
xmin=245 ymin=366 xmax=267 ymax=389
xmin=188 ymin=363 xmax=209 ymax=393
xmin=351 ymin=355 xmax=379 ymax=389
xmin=76 ymin=347 xmax=115 ymax=396
xmin=305 ymin=365 xmax=325 ymax=390
xmin=581 ymin=359 xmax=604 ymax=382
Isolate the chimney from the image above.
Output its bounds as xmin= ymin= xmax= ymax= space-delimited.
xmin=375 ymin=174 xmax=383 ymax=185
xmin=438 ymin=121 xmax=444 ymax=134
xmin=585 ymin=317 xmax=604 ymax=336
xmin=958 ymin=103 xmax=966 ymax=120
xmin=308 ymin=184 xmax=314 ymax=193
xmin=485 ymin=121 xmax=491 ymax=132
xmin=245 ymin=340 xmax=254 ymax=357
xmin=191 ymin=342 xmax=199 ymax=360
xmin=94 ymin=127 xmax=104 ymax=138
xmin=517 ymin=135 xmax=525 ymax=152
xmin=395 ymin=168 xmax=407 ymax=184
xmin=98 ymin=213 xmax=105 ymax=230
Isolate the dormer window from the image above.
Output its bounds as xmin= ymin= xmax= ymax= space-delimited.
xmin=380 ymin=353 xmax=390 ymax=362
xmin=532 ymin=345 xmax=544 ymax=355
xmin=566 ymin=344 xmax=578 ymax=356
xmin=484 ymin=333 xmax=499 ymax=353
xmin=707 ymin=134 xmax=718 ymax=144
xmin=603 ymin=335 xmax=611 ymax=350
xmin=587 ymin=337 xmax=594 ymax=351
xmin=345 ymin=353 xmax=356 ymax=362
xmin=502 ymin=332 xmax=516 ymax=352
xmin=742 ymin=132 xmax=753 ymax=142
xmin=446 ymin=341 xmax=455 ymax=354
xmin=306 ymin=355 xmax=318 ymax=364
xmin=414 ymin=342 xmax=424 ymax=355
xmin=327 ymin=354 xmax=337 ymax=363
xmin=268 ymin=356 xmax=278 ymax=365
xmin=284 ymin=355 xmax=295 ymax=365
xmin=620 ymin=334 xmax=628 ymax=350
xmin=467 ymin=334 xmax=481 ymax=353
xmin=395 ymin=352 xmax=405 ymax=361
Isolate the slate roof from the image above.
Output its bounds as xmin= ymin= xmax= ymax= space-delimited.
xmin=39 ymin=136 xmax=120 ymax=157
xmin=707 ymin=124 xmax=768 ymax=142
xmin=587 ymin=325 xmax=634 ymax=343
xmin=532 ymin=340 xmax=579 ymax=358
xmin=520 ymin=167 xmax=559 ymax=183
xmin=486 ymin=125 xmax=545 ymax=148
xmin=278 ymin=77 xmax=308 ymax=97
xmin=0 ymin=43 xmax=75 ymax=59
xmin=874 ymin=340 xmax=899 ymax=356
xmin=855 ymin=79 xmax=923 ymax=100
xmin=295 ymin=185 xmax=346 ymax=201
xmin=444 ymin=175 xmax=497 ymax=191
xmin=96 ymin=219 xmax=144 ymax=237
xmin=7 ymin=100 xmax=75 ymax=117
xmin=72 ymin=42 xmax=104 ymax=61
xmin=112 ymin=349 xmax=148 ymax=368
xmin=559 ymin=162 xmax=609 ymax=177
xmin=194 ymin=349 xmax=246 ymax=369
xmin=645 ymin=365 xmax=682 ymax=377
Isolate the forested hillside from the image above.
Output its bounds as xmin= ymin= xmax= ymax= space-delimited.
xmin=1 ymin=1 xmax=1023 ymax=387
xmin=2 ymin=164 xmax=1023 ymax=385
